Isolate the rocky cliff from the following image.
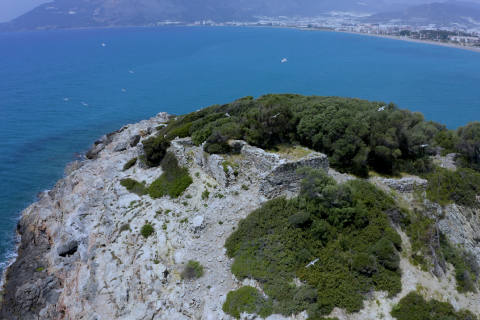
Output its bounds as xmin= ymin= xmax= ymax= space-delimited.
xmin=1 ymin=112 xmax=479 ymax=320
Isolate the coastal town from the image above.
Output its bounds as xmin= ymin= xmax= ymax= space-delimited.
xmin=157 ymin=11 xmax=480 ymax=46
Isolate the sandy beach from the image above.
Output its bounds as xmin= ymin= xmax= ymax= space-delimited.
xmin=328 ymin=29 xmax=480 ymax=53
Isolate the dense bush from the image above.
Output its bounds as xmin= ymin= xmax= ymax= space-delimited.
xmin=456 ymin=121 xmax=480 ymax=171
xmin=148 ymin=152 xmax=193 ymax=199
xmin=222 ymin=286 xmax=273 ymax=319
xmin=123 ymin=157 xmax=137 ymax=171
xmin=181 ymin=260 xmax=204 ymax=280
xmin=391 ymin=291 xmax=477 ymax=320
xmin=426 ymin=167 xmax=480 ymax=207
xmin=434 ymin=129 xmax=457 ymax=156
xmin=120 ymin=178 xmax=147 ymax=196
xmin=140 ymin=224 xmax=154 ymax=238
xmin=141 ymin=136 xmax=170 ymax=167
xmin=224 ymin=167 xmax=402 ymax=318
xmin=156 ymin=94 xmax=448 ymax=176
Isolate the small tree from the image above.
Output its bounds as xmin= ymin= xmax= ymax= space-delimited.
xmin=456 ymin=121 xmax=480 ymax=169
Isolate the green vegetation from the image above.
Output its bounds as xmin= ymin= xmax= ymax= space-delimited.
xmin=120 ymin=178 xmax=147 ymax=196
xmin=120 ymin=224 xmax=131 ymax=232
xmin=123 ymin=157 xmax=137 ymax=171
xmin=35 ymin=267 xmax=45 ymax=272
xmin=151 ymin=95 xmax=480 ymax=178
xmin=181 ymin=260 xmax=204 ymax=280
xmin=457 ymin=121 xmax=480 ymax=171
xmin=140 ymin=224 xmax=154 ymax=238
xmin=141 ymin=136 xmax=171 ymax=167
xmin=224 ymin=167 xmax=402 ymax=318
xmin=441 ymin=235 xmax=480 ymax=293
xmin=222 ymin=286 xmax=273 ymax=319
xmin=149 ymin=152 xmax=193 ymax=199
xmin=201 ymin=189 xmax=210 ymax=200
xmin=391 ymin=292 xmax=477 ymax=320
xmin=425 ymin=167 xmax=480 ymax=207
xmin=155 ymin=94 xmax=450 ymax=176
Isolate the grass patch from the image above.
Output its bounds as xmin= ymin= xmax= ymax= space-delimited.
xmin=120 ymin=178 xmax=147 ymax=196
xmin=267 ymin=144 xmax=312 ymax=160
xmin=120 ymin=223 xmax=131 ymax=232
xmin=149 ymin=152 xmax=193 ymax=199
xmin=35 ymin=267 xmax=45 ymax=272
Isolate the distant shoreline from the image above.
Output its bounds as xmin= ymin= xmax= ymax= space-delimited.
xmin=3 ymin=23 xmax=480 ymax=53
xmin=330 ymin=30 xmax=480 ymax=53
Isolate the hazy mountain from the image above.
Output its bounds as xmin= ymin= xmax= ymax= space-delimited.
xmin=0 ymin=0 xmax=412 ymax=32
xmin=367 ymin=2 xmax=480 ymax=25
xmin=444 ymin=0 xmax=480 ymax=11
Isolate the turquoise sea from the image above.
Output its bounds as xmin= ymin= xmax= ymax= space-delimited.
xmin=1 ymin=26 xmax=480 ymax=278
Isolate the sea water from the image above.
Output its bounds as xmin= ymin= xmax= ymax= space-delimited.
xmin=1 ymin=26 xmax=480 ymax=278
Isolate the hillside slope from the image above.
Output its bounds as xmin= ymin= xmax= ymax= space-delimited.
xmin=0 ymin=0 xmax=392 ymax=32
xmin=368 ymin=2 xmax=480 ymax=26
xmin=1 ymin=95 xmax=480 ymax=320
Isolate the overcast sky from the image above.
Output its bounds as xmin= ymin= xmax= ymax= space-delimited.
xmin=2 ymin=0 xmax=480 ymax=23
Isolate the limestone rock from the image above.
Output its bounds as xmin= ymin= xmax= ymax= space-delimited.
xmin=57 ymin=239 xmax=79 ymax=257
xmin=129 ymin=134 xmax=141 ymax=147
xmin=114 ymin=140 xmax=128 ymax=152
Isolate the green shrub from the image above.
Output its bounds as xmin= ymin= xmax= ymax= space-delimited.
xmin=370 ymin=238 xmax=400 ymax=270
xmin=222 ymin=161 xmax=230 ymax=173
xmin=120 ymin=224 xmax=130 ymax=232
xmin=120 ymin=178 xmax=147 ymax=196
xmin=225 ymin=168 xmax=402 ymax=316
xmin=441 ymin=234 xmax=479 ymax=293
xmin=456 ymin=121 xmax=480 ymax=171
xmin=149 ymin=152 xmax=193 ymax=199
xmin=391 ymin=291 xmax=477 ymax=320
xmin=123 ymin=157 xmax=137 ymax=171
xmin=140 ymin=224 xmax=154 ymax=238
xmin=289 ymin=212 xmax=311 ymax=228
xmin=182 ymin=260 xmax=204 ymax=279
xmin=201 ymin=189 xmax=210 ymax=200
xmin=222 ymin=286 xmax=272 ymax=319
xmin=352 ymin=253 xmax=377 ymax=275
xmin=426 ymin=167 xmax=480 ymax=207
xmin=142 ymin=136 xmax=171 ymax=167
xmin=35 ymin=267 xmax=45 ymax=272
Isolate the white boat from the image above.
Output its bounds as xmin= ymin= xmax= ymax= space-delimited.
xmin=281 ymin=58 xmax=287 ymax=63
xmin=102 ymin=43 xmax=106 ymax=47
xmin=122 ymin=88 xmax=126 ymax=92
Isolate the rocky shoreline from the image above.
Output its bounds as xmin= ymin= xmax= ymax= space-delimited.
xmin=2 ymin=111 xmax=480 ymax=320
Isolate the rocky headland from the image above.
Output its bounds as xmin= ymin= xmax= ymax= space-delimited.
xmin=1 ymin=111 xmax=480 ymax=320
